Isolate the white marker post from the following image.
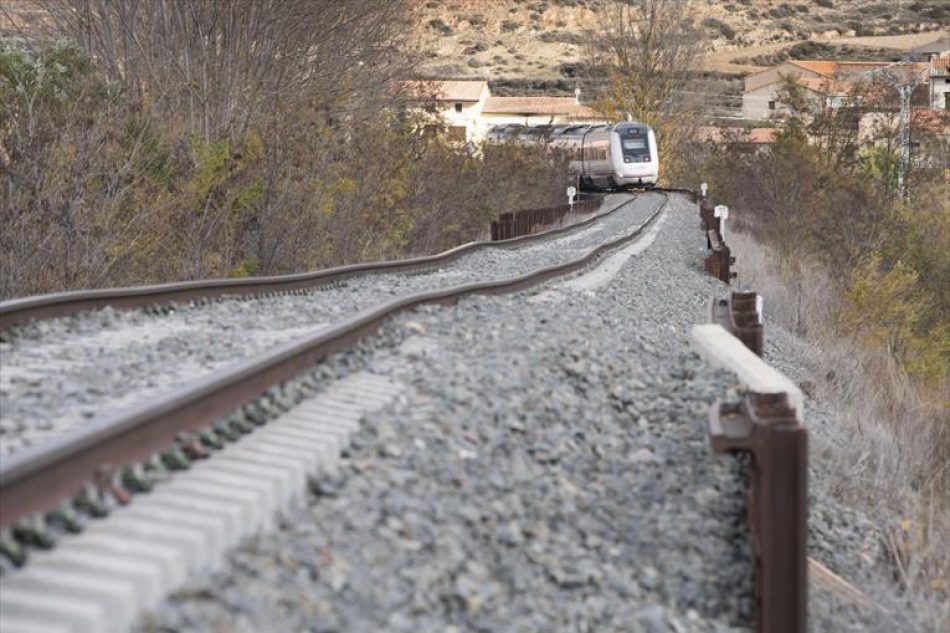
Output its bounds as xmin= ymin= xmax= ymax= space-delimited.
xmin=567 ymin=185 xmax=577 ymax=211
xmin=714 ymin=204 xmax=729 ymax=242
xmin=700 ymin=182 xmax=708 ymax=199
xmin=756 ymin=294 xmax=763 ymax=325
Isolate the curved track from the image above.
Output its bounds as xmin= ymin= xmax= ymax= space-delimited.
xmin=0 ymin=195 xmax=635 ymax=331
xmin=0 ymin=193 xmax=667 ymax=531
xmin=0 ymin=188 xmax=816 ymax=633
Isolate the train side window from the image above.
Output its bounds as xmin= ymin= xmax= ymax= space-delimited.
xmin=455 ymin=103 xmax=462 ymax=113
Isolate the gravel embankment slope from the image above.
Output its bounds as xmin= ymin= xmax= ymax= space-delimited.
xmin=137 ymin=194 xmax=756 ymax=633
xmin=763 ymin=327 xmax=928 ymax=633
xmin=0 ymin=194 xmax=654 ymax=457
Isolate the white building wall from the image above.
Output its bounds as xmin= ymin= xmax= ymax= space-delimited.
xmin=436 ymin=83 xmax=491 ymax=143
xmin=742 ymin=84 xmax=795 ymax=120
xmin=931 ymin=77 xmax=950 ymax=109
xmin=742 ymin=83 xmax=829 ymax=120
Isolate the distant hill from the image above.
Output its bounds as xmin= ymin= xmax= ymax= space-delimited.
xmin=413 ymin=0 xmax=948 ymax=79
xmin=3 ymin=1 xmax=945 ymax=82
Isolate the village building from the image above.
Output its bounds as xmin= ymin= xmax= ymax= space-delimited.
xmin=478 ymin=95 xmax=605 ymax=132
xmin=404 ymin=80 xmax=606 ymax=144
xmin=741 ymin=60 xmax=902 ymax=120
xmin=696 ymin=126 xmax=777 ymax=150
xmin=907 ymin=31 xmax=950 ymax=62
xmin=929 ymin=57 xmax=950 ymax=110
xmin=403 ymin=80 xmax=491 ymax=143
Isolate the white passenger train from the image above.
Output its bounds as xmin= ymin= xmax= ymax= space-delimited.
xmin=484 ymin=122 xmax=659 ymax=191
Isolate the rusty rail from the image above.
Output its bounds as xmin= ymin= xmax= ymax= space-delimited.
xmin=1 ymin=195 xmax=635 ymax=331
xmin=0 ymin=194 xmax=672 ymax=534
xmin=693 ymin=293 xmax=808 ymax=633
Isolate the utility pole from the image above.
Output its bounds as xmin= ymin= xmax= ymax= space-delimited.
xmin=867 ymin=61 xmax=925 ymax=201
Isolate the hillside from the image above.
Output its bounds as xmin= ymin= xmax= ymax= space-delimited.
xmin=4 ymin=1 xmax=945 ymax=81
xmin=414 ymin=0 xmax=948 ymax=79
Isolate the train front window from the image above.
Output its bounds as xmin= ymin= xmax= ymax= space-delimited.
xmin=622 ymin=137 xmax=648 ymax=153
xmin=621 ymin=134 xmax=650 ymax=162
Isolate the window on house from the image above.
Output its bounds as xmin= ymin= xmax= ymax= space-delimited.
xmin=768 ymin=100 xmax=776 ymax=110
xmin=455 ymin=103 xmax=463 ymax=113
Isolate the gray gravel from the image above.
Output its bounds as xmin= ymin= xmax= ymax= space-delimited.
xmin=0 ymin=194 xmax=658 ymax=457
xmin=136 ymin=194 xmax=755 ymax=633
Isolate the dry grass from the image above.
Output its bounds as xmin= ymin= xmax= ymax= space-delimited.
xmin=729 ymin=229 xmax=949 ymax=630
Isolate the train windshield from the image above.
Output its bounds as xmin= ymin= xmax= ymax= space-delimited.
xmin=622 ymin=138 xmax=647 ymax=151
xmin=621 ymin=130 xmax=650 ymax=159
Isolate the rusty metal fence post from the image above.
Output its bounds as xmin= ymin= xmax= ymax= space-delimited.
xmin=700 ymin=199 xmax=715 ymax=248
xmin=698 ymin=189 xmax=737 ymax=284
xmin=709 ymin=292 xmax=763 ymax=356
xmin=710 ymin=393 xmax=807 ymax=633
xmin=704 ymin=232 xmax=735 ymax=284
xmin=695 ymin=298 xmax=808 ymax=633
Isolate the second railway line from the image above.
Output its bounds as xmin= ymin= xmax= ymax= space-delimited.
xmin=0 ymin=193 xmax=659 ymax=458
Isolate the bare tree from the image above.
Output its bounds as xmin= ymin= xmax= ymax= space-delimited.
xmin=34 ymin=0 xmax=423 ymax=140
xmin=583 ymin=0 xmax=707 ymax=182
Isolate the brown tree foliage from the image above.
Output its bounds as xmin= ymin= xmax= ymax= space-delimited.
xmin=33 ymin=0 xmax=423 ymax=139
xmin=0 ymin=4 xmax=572 ymax=299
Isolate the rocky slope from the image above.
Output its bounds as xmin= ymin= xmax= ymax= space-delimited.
xmin=414 ymin=0 xmax=948 ymax=78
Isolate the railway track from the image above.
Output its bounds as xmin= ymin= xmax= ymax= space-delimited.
xmin=0 ymin=189 xmax=818 ymax=633
xmin=0 ymin=194 xmax=624 ymax=332
xmin=0 ymin=194 xmax=650 ymax=458
xmin=0 ymin=194 xmax=659 ymax=626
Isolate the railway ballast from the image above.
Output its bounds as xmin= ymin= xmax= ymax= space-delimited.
xmin=0 ymin=190 xmax=885 ymax=633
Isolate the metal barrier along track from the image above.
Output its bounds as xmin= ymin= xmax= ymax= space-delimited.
xmin=0 ymin=194 xmax=628 ymax=330
xmin=0 ymin=195 xmax=670 ymax=532
xmin=490 ymin=196 xmax=600 ymax=240
xmin=692 ymin=293 xmax=808 ymax=633
xmin=698 ymin=194 xmax=735 ymax=284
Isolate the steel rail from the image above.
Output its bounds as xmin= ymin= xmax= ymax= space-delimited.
xmin=0 ymin=194 xmax=671 ymax=530
xmin=0 ymin=194 xmax=632 ymax=330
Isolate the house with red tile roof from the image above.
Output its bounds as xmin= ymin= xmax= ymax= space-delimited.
xmin=402 ymin=80 xmax=492 ymax=143
xmin=929 ymin=57 xmax=949 ymax=110
xmin=479 ymin=96 xmax=605 ymax=129
xmin=741 ymin=60 xmax=931 ymax=120
xmin=402 ymin=80 xmax=606 ymax=143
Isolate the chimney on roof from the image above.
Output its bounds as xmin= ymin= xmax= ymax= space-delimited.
xmin=574 ymin=87 xmax=581 ymax=105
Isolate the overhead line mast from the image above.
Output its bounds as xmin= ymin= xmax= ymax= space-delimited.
xmin=865 ymin=61 xmax=926 ymax=201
